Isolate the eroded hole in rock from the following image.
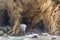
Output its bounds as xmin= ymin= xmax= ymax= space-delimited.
xmin=32 ymin=20 xmax=45 ymax=32
xmin=38 ymin=20 xmax=45 ymax=32
xmin=0 ymin=9 xmax=10 ymax=26
xmin=22 ymin=18 xmax=45 ymax=33
xmin=0 ymin=9 xmax=11 ymax=35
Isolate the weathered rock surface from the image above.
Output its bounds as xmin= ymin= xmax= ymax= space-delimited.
xmin=0 ymin=0 xmax=60 ymax=36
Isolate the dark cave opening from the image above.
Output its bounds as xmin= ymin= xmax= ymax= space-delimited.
xmin=32 ymin=20 xmax=45 ymax=32
xmin=37 ymin=20 xmax=45 ymax=32
xmin=0 ymin=9 xmax=10 ymax=26
xmin=22 ymin=18 xmax=45 ymax=32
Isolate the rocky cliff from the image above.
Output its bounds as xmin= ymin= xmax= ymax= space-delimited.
xmin=0 ymin=0 xmax=60 ymax=36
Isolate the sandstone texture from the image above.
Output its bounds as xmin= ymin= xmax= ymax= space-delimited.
xmin=0 ymin=0 xmax=60 ymax=36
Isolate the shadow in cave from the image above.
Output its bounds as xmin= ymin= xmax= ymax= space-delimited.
xmin=32 ymin=20 xmax=45 ymax=32
xmin=21 ymin=17 xmax=32 ymax=25
xmin=22 ymin=18 xmax=45 ymax=33
xmin=0 ymin=9 xmax=10 ymax=27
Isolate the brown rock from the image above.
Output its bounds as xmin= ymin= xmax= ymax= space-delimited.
xmin=0 ymin=0 xmax=60 ymax=35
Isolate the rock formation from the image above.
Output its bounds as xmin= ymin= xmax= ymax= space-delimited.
xmin=0 ymin=0 xmax=60 ymax=35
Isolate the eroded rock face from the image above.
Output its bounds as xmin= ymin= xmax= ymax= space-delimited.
xmin=0 ymin=0 xmax=46 ymax=34
xmin=43 ymin=0 xmax=60 ymax=35
xmin=0 ymin=0 xmax=49 ymax=35
xmin=50 ymin=4 xmax=60 ymax=35
xmin=0 ymin=0 xmax=60 ymax=35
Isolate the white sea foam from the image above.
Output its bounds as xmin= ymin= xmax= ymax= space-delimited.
xmin=42 ymin=33 xmax=50 ymax=36
xmin=25 ymin=33 xmax=40 ymax=38
xmin=20 ymin=24 xmax=27 ymax=33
